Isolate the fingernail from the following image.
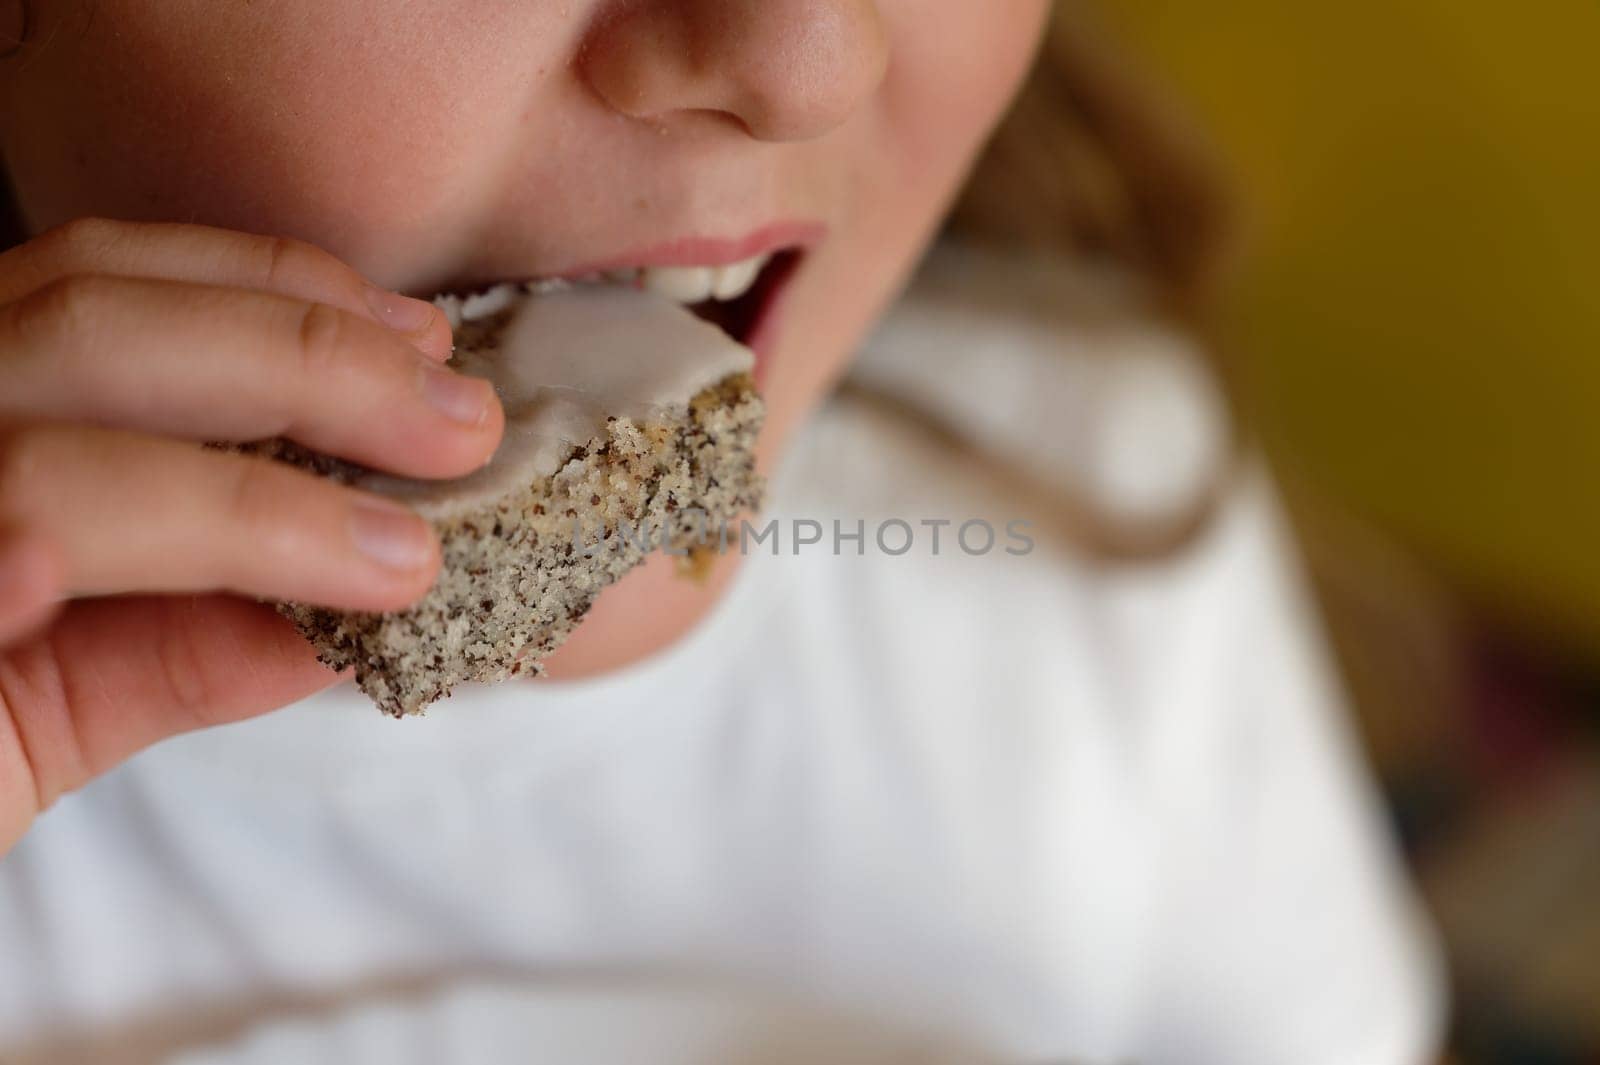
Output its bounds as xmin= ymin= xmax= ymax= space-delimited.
xmin=350 ymin=498 xmax=435 ymax=571
xmin=421 ymin=365 xmax=490 ymax=426
xmin=365 ymin=285 xmax=437 ymax=334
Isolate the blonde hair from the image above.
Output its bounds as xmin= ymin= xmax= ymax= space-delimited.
xmin=950 ymin=5 xmax=1233 ymax=323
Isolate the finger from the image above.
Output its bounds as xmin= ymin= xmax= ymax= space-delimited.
xmin=0 ymin=274 xmax=501 ymax=478
xmin=0 ymin=594 xmax=340 ymax=851
xmin=0 ymin=526 xmax=64 ymax=647
xmin=0 ymin=423 xmax=442 ymax=610
xmin=0 ymin=218 xmax=453 ymax=360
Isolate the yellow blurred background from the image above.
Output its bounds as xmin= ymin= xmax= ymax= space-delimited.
xmin=1102 ymin=0 xmax=1600 ymax=657
xmin=1090 ymin=4 xmax=1600 ymax=1059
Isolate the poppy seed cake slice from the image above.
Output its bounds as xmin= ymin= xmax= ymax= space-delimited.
xmin=259 ymin=282 xmax=764 ymax=716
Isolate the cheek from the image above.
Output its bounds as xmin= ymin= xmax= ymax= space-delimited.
xmin=833 ymin=0 xmax=1048 ymax=305
xmin=875 ymin=0 xmax=1049 ymax=213
xmin=793 ymin=1 xmax=1048 ymax=343
xmin=755 ymin=0 xmax=1047 ymax=457
xmin=1 ymin=0 xmax=559 ymax=280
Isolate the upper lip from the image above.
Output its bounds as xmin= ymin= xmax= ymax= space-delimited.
xmin=418 ymin=220 xmax=823 ymax=301
xmin=566 ymin=219 xmax=825 ymax=278
xmin=546 ymin=220 xmax=825 ymax=280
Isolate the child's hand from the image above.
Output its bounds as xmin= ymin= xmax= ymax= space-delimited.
xmin=0 ymin=219 xmax=503 ymax=853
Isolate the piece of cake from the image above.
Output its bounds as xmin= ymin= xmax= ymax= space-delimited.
xmin=256 ymin=282 xmax=764 ymax=716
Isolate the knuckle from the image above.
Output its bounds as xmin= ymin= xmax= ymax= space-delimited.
xmin=33 ymin=217 xmax=123 ymax=268
xmin=153 ymin=608 xmax=218 ymax=727
xmin=293 ymin=301 xmax=357 ymax=379
xmin=0 ymin=620 xmax=86 ymax=818
xmin=220 ymin=457 xmax=309 ymax=561
xmin=9 ymin=274 xmax=114 ymax=351
xmin=259 ymin=234 xmax=332 ymax=290
xmin=222 ymin=455 xmax=290 ymax=530
xmin=260 ymin=236 xmax=372 ymax=315
xmin=0 ymin=425 xmax=55 ymax=511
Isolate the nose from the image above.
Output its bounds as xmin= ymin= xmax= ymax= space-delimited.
xmin=578 ymin=0 xmax=888 ymax=143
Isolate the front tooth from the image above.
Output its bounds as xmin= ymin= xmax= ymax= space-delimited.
xmin=641 ymin=265 xmax=717 ymax=303
xmin=433 ymin=293 xmax=465 ymax=331
xmin=712 ymin=257 xmax=764 ymax=301
xmin=460 ymin=284 xmax=519 ymax=322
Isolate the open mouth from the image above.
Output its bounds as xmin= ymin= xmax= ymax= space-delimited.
xmin=672 ymin=249 xmax=801 ymax=349
xmin=435 ymin=248 xmax=802 ymax=356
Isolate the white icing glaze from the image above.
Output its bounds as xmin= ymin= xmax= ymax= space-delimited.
xmin=356 ymin=284 xmax=754 ymax=522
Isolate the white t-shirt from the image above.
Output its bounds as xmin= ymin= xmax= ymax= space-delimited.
xmin=0 ymin=255 xmax=1443 ymax=1064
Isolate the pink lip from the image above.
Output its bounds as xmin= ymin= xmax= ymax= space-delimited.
xmin=566 ymin=221 xmax=820 ymax=385
xmin=563 ymin=220 xmax=826 ymax=276
xmin=425 ymin=221 xmax=819 ymax=388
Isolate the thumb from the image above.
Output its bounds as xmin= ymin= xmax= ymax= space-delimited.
xmin=1 ymin=594 xmax=341 ymax=854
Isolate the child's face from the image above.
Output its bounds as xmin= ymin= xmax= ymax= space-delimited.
xmin=0 ymin=0 xmax=1047 ymax=462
